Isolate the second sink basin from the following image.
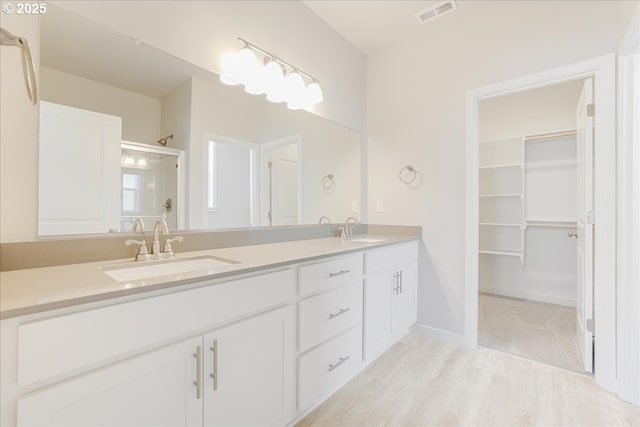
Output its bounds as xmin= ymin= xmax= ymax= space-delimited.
xmin=351 ymin=237 xmax=385 ymax=243
xmin=103 ymin=255 xmax=240 ymax=282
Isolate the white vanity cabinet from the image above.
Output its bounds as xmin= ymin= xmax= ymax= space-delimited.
xmin=7 ymin=269 xmax=296 ymax=427
xmin=202 ymin=306 xmax=294 ymax=427
xmin=17 ymin=306 xmax=293 ymax=427
xmin=17 ymin=336 xmax=204 ymax=427
xmin=364 ymin=242 xmax=419 ymax=361
xmin=296 ymin=254 xmax=364 ymax=413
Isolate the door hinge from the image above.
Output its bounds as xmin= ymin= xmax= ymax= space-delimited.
xmin=586 ymin=318 xmax=594 ymax=333
xmin=586 ymin=210 xmax=595 ymax=225
xmin=268 ymin=161 xmax=273 ymax=169
xmin=268 ymin=211 xmax=272 ymax=220
xmin=587 ymin=103 xmax=595 ymax=117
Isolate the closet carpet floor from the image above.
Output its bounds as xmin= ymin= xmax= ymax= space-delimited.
xmin=296 ymin=333 xmax=639 ymax=427
xmin=478 ymin=293 xmax=583 ymax=372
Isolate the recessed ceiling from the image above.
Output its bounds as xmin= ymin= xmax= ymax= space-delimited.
xmin=302 ymin=1 xmax=452 ymax=54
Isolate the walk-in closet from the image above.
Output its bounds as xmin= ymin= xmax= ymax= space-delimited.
xmin=477 ymin=79 xmax=592 ymax=373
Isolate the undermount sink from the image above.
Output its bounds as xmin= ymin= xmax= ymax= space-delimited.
xmin=102 ymin=255 xmax=240 ymax=282
xmin=351 ymin=237 xmax=385 ymax=243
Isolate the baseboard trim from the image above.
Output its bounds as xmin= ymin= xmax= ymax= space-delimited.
xmin=479 ymin=286 xmax=575 ymax=307
xmin=411 ymin=323 xmax=465 ymax=346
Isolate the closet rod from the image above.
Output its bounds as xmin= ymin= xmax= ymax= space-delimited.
xmin=524 ymin=129 xmax=576 ymax=142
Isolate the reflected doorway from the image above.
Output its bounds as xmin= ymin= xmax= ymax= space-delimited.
xmin=260 ymin=136 xmax=300 ymax=226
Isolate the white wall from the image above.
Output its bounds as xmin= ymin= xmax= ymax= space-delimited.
xmin=40 ymin=67 xmax=161 ymax=143
xmin=49 ymin=0 xmax=366 ymax=135
xmin=367 ymin=1 xmax=630 ymax=336
xmin=0 ymin=13 xmax=40 ymax=242
xmin=188 ymin=77 xmax=262 ymax=229
xmin=479 ymin=80 xmax=582 ymax=306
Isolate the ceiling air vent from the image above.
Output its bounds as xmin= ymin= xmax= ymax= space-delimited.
xmin=416 ymin=1 xmax=457 ymax=24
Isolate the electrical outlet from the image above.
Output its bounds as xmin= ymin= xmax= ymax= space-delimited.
xmin=376 ymin=200 xmax=384 ymax=212
xmin=351 ymin=201 xmax=358 ymax=212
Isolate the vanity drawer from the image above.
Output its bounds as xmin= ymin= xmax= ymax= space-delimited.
xmin=299 ymin=254 xmax=363 ymax=296
xmin=17 ymin=269 xmax=295 ymax=387
xmin=365 ymin=241 xmax=418 ymax=274
xmin=299 ymin=281 xmax=362 ymax=352
xmin=298 ymin=325 xmax=362 ymax=411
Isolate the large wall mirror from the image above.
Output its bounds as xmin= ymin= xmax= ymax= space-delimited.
xmin=38 ymin=5 xmax=361 ymax=236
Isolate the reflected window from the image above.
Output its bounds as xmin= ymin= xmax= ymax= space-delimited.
xmin=122 ymin=173 xmax=141 ymax=214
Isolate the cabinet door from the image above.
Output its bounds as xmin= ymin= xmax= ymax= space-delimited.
xmin=392 ymin=262 xmax=418 ymax=335
xmin=17 ymin=337 xmax=203 ymax=427
xmin=203 ymin=306 xmax=294 ymax=427
xmin=364 ymin=270 xmax=394 ymax=361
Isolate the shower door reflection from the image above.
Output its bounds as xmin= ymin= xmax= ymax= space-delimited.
xmin=120 ymin=142 xmax=185 ymax=232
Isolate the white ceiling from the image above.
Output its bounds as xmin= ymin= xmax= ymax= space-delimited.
xmin=302 ymin=0 xmax=450 ymax=54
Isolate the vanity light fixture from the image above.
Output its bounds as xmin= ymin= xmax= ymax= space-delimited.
xmin=123 ymin=155 xmax=135 ymax=166
xmin=220 ymin=38 xmax=323 ymax=110
xmin=137 ymin=157 xmax=148 ymax=167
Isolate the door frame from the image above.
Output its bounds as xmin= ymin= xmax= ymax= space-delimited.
xmin=259 ymin=135 xmax=302 ymax=226
xmin=464 ymin=54 xmax=617 ymax=391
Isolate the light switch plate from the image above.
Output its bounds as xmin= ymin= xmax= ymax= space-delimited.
xmin=376 ymin=200 xmax=384 ymax=212
xmin=351 ymin=201 xmax=358 ymax=212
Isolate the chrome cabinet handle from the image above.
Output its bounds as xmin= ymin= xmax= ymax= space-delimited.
xmin=393 ymin=272 xmax=399 ymax=295
xmin=399 ymin=270 xmax=403 ymax=294
xmin=209 ymin=339 xmax=218 ymax=391
xmin=328 ymin=356 xmax=350 ymax=372
xmin=193 ymin=345 xmax=201 ymax=400
xmin=329 ymin=308 xmax=351 ymax=320
xmin=329 ymin=269 xmax=350 ymax=278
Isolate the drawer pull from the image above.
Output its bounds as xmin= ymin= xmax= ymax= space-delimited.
xmin=329 ymin=269 xmax=350 ymax=278
xmin=193 ymin=345 xmax=202 ymax=400
xmin=328 ymin=356 xmax=350 ymax=372
xmin=329 ymin=307 xmax=351 ymax=320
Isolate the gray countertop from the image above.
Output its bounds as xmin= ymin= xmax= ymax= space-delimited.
xmin=0 ymin=234 xmax=419 ymax=319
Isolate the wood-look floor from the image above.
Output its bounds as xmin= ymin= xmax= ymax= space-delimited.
xmin=296 ymin=333 xmax=640 ymax=427
xmin=479 ymin=293 xmax=583 ymax=372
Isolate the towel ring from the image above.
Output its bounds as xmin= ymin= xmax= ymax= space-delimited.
xmin=322 ymin=174 xmax=334 ymax=190
xmin=0 ymin=27 xmax=38 ymax=105
xmin=399 ymin=165 xmax=417 ymax=184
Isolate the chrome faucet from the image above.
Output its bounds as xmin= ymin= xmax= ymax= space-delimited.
xmin=345 ymin=217 xmax=360 ymax=238
xmin=152 ymin=218 xmax=169 ymax=255
xmin=132 ymin=217 xmax=145 ymax=234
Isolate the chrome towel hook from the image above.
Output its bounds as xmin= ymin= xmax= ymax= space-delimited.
xmin=0 ymin=27 xmax=38 ymax=105
xmin=399 ymin=165 xmax=417 ymax=184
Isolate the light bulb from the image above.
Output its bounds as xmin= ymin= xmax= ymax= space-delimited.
xmin=244 ymin=61 xmax=265 ymax=95
xmin=137 ymin=158 xmax=147 ymax=167
xmin=219 ymin=52 xmax=241 ymax=86
xmin=236 ymin=47 xmax=259 ymax=88
xmin=123 ymin=156 xmax=134 ymax=166
xmin=306 ymin=81 xmax=323 ymax=104
xmin=284 ymin=72 xmax=305 ymax=109
xmin=264 ymin=60 xmax=285 ymax=103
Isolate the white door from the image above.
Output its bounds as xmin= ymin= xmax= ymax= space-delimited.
xmin=39 ymin=101 xmax=122 ymax=235
xmin=576 ymin=78 xmax=594 ymax=373
xmin=262 ymin=140 xmax=299 ymax=226
xmin=392 ymin=262 xmax=418 ymax=336
xmin=364 ymin=270 xmax=394 ymax=361
xmin=17 ymin=337 xmax=203 ymax=427
xmin=203 ymin=306 xmax=294 ymax=426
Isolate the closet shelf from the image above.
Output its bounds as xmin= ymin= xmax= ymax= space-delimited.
xmin=479 ymin=222 xmax=521 ymax=227
xmin=479 ymin=193 xmax=522 ymax=198
xmin=479 ymin=163 xmax=522 ymax=170
xmin=526 ymin=220 xmax=577 ymax=229
xmin=479 ymin=250 xmax=522 ymax=257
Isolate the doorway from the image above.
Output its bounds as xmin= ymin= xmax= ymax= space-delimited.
xmin=476 ymin=79 xmax=589 ymax=373
xmin=260 ymin=136 xmax=301 ymax=226
xmin=465 ymin=55 xmax=617 ymax=391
